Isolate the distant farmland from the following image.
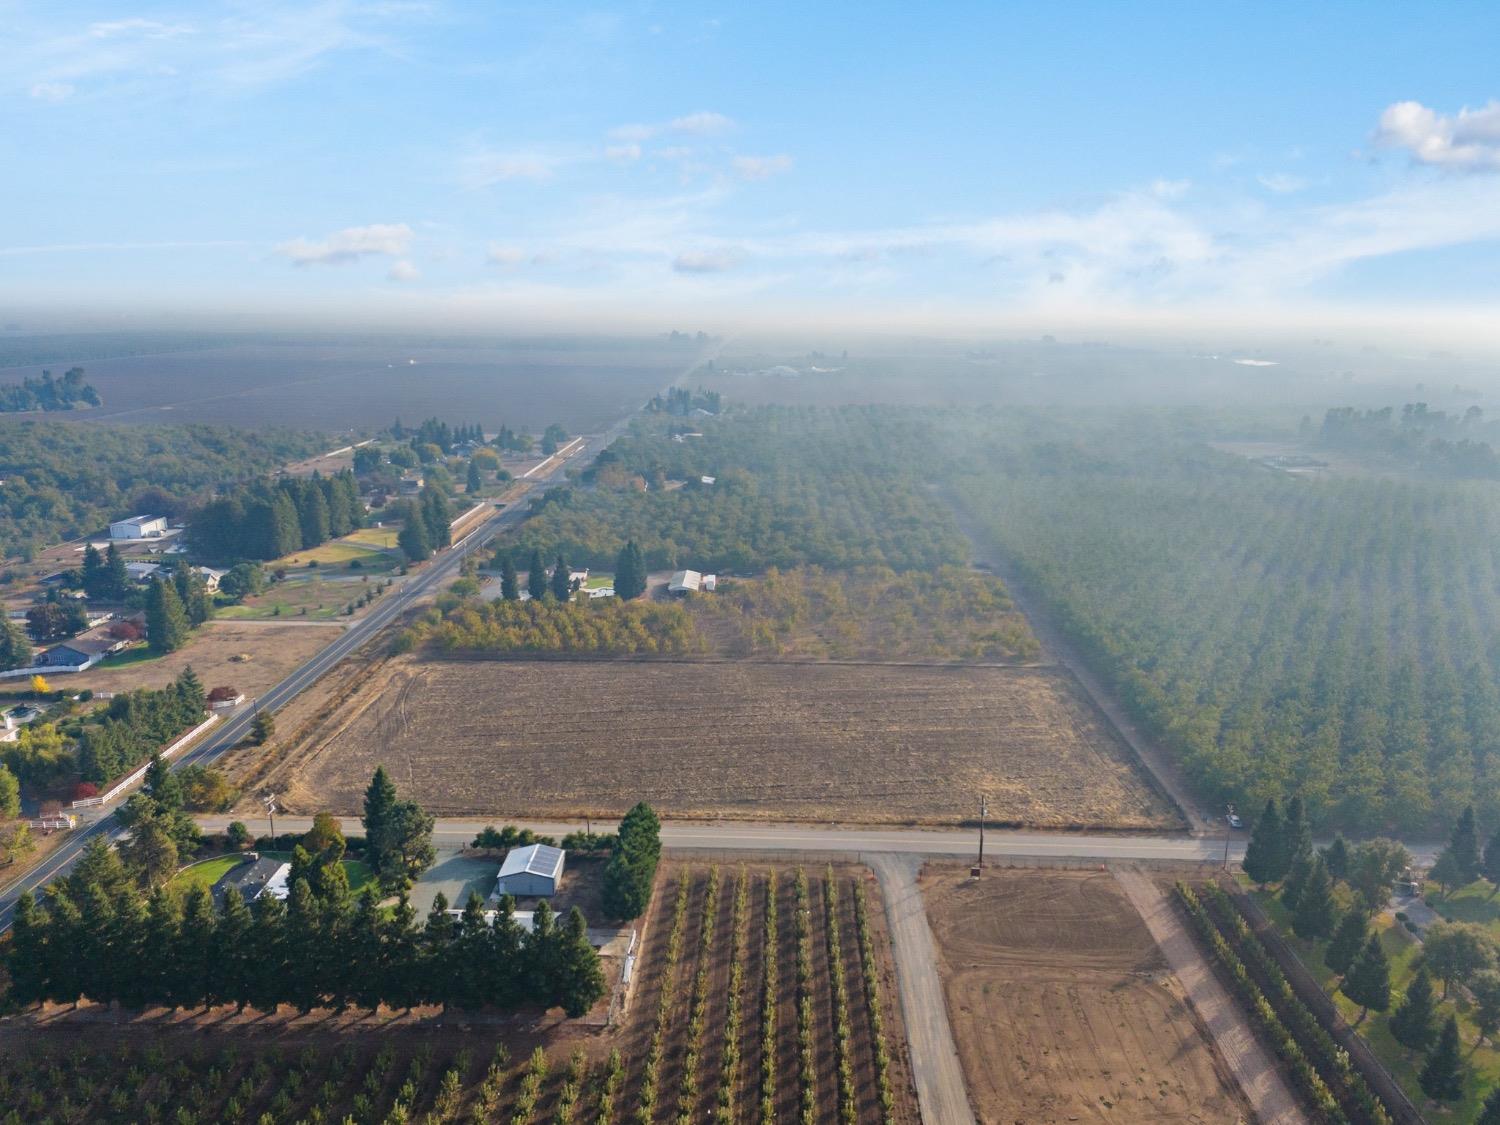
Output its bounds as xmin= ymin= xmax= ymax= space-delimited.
xmin=268 ymin=658 xmax=1180 ymax=829
xmin=2 ymin=340 xmax=688 ymax=432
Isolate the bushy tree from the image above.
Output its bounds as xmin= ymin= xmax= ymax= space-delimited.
xmin=1478 ymin=1086 xmax=1500 ymax=1125
xmin=1292 ymin=855 xmax=1337 ymax=940
xmin=1451 ymin=805 xmax=1482 ymax=884
xmin=0 ymin=763 xmax=19 ymax=818
xmin=362 ymin=766 xmax=434 ymax=892
xmin=398 ymin=511 xmax=432 ymax=562
xmin=0 ymin=615 xmax=30 ymax=672
xmin=614 ymin=539 xmax=647 ymax=600
xmin=1421 ymin=921 xmax=1497 ymax=998
xmin=1321 ymin=834 xmax=1351 ymax=881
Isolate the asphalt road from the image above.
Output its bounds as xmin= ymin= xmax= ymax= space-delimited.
xmin=0 ymin=419 xmax=631 ymax=932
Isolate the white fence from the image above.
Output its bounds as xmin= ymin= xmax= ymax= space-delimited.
xmin=69 ymin=713 xmax=221 ymax=810
xmin=0 ymin=663 xmax=89 ymax=681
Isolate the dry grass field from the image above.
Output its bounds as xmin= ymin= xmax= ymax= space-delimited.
xmin=922 ymin=866 xmax=1250 ymax=1125
xmin=263 ymin=657 xmax=1179 ymax=828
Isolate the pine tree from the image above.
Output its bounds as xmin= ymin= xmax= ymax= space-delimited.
xmin=145 ymin=577 xmax=190 ymax=653
xmin=398 ymin=513 xmax=431 ymax=562
xmin=1390 ymin=966 xmax=1438 ymax=1049
xmin=551 ymin=554 xmax=572 ymax=601
xmin=1485 ymin=827 xmax=1500 ymax=899
xmin=501 ymin=555 xmax=519 ymax=601
xmin=1242 ymin=799 xmax=1285 ymax=885
xmin=1325 ymin=906 xmax=1367 ymax=975
xmin=0 ymin=764 xmax=19 ymax=818
xmin=1342 ymin=933 xmax=1392 ymax=1019
xmin=298 ymin=481 xmax=331 ymax=549
xmin=1451 ymin=805 xmax=1482 ymax=885
xmin=421 ymin=487 xmax=452 ymax=548
xmin=177 ymin=884 xmax=218 ymax=1010
xmin=251 ymin=709 xmax=275 ymax=745
xmin=216 ymin=886 xmax=255 ymax=1012
xmin=1419 ymin=1015 xmax=1465 ymax=1102
xmin=1430 ymin=846 xmax=1468 ymax=895
xmin=556 ymin=906 xmax=606 ymax=1017
xmin=0 ymin=614 xmax=29 ymax=672
xmin=1282 ymin=846 xmax=1315 ymax=912
xmin=140 ymin=886 xmax=182 ymax=1009
xmin=6 ymin=892 xmax=47 ymax=1006
xmin=615 ymin=540 xmax=646 ymax=600
xmin=81 ymin=543 xmax=107 ymax=599
xmin=1477 ymin=1086 xmax=1500 ymax=1125
xmin=1284 ymin=795 xmax=1312 ymax=866
xmin=1321 ymin=834 xmax=1351 ymax=882
xmin=104 ymin=543 xmax=129 ymax=600
xmin=467 ymin=459 xmax=483 ymax=493
xmin=144 ymin=753 xmax=184 ymax=812
xmin=1293 ymin=855 xmax=1337 ymax=940
xmin=248 ymin=891 xmax=288 ymax=1014
xmin=270 ymin=490 xmax=302 ymax=558
xmin=528 ymin=549 xmax=547 ymax=600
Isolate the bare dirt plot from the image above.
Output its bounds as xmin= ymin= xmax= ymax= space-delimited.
xmin=274 ymin=658 xmax=1179 ymax=828
xmin=922 ymin=866 xmax=1251 ymax=1125
xmin=64 ymin=620 xmax=338 ymax=699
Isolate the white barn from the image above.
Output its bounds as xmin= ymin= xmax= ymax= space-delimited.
xmin=494 ymin=843 xmax=565 ymax=898
xmin=110 ymin=515 xmax=168 ymax=540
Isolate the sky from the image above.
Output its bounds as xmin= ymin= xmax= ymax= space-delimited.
xmin=5 ymin=1 xmax=1500 ymax=342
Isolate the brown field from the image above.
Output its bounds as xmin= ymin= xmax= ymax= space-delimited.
xmin=64 ymin=620 xmax=338 ymax=699
xmin=621 ymin=863 xmax=918 ymax=1124
xmin=265 ymin=657 xmax=1179 ymax=828
xmin=922 ymin=866 xmax=1250 ymax=1124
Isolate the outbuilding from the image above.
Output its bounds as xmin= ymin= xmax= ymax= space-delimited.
xmin=668 ymin=569 xmax=702 ymax=595
xmin=109 ymin=515 xmax=168 ymax=540
xmin=494 ymin=843 xmax=565 ymax=898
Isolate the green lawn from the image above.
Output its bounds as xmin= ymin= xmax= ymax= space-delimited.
xmin=170 ymin=856 xmax=241 ymax=893
xmin=1430 ymin=880 xmax=1500 ymax=936
xmin=255 ymin=852 xmax=376 ymax=897
xmin=276 ymin=540 xmax=396 ymax=568
xmin=345 ymin=526 xmax=400 ymax=550
xmin=1247 ymin=880 xmax=1500 ymax=1117
xmin=585 ymin=573 xmax=615 ymax=590
xmin=96 ymin=645 xmax=161 ymax=670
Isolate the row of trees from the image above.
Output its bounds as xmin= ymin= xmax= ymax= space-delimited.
xmin=7 ymin=869 xmax=604 ymax=1019
xmin=0 ymin=419 xmax=322 ymax=560
xmin=395 ymin=488 xmax=453 ymax=563
xmin=76 ymin=668 xmax=207 ymax=784
xmin=410 ymin=596 xmax=699 ymax=658
xmin=953 ymin=419 xmax=1500 ymax=831
xmin=190 ymin=470 xmax=363 ymax=562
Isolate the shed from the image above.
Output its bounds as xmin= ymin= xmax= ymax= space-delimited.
xmin=495 ymin=843 xmax=565 ymax=897
xmin=110 ymin=515 xmax=167 ymax=540
xmin=668 ymin=569 xmax=702 ymax=595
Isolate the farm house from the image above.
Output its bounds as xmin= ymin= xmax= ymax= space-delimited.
xmin=494 ymin=843 xmax=565 ymax=897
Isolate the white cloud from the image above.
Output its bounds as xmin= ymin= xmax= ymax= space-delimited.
xmin=732 ymin=154 xmax=793 ymax=181
xmin=276 ymin=223 xmax=413 ymax=266
xmin=88 ymin=19 xmax=194 ymax=40
xmin=610 ymin=111 xmax=734 ymax=143
xmin=605 ymin=143 xmax=642 ymax=162
xmin=486 ymin=244 xmax=527 ymax=266
xmin=28 ymin=81 xmax=75 ymax=102
xmin=1376 ymin=100 xmax=1500 ymax=171
xmin=672 ymin=248 xmax=739 ymax=273
xmin=460 ymin=150 xmax=558 ymax=188
xmin=1257 ymin=173 xmax=1308 ymax=194
xmin=386 ymin=259 xmax=420 ymax=282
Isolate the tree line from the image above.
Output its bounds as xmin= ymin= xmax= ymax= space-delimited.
xmin=0 ymin=419 xmax=323 ymax=560
xmin=76 ymin=667 xmax=207 ymax=784
xmin=189 ymin=470 xmax=363 ymax=563
xmin=407 ymin=596 xmax=699 ymax=658
xmin=0 ymin=367 xmax=100 ymax=413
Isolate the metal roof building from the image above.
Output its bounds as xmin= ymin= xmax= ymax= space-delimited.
xmin=495 ymin=843 xmax=566 ymax=898
xmin=668 ymin=569 xmax=702 ymax=595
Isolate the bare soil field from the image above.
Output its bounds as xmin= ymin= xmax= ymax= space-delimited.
xmin=64 ymin=620 xmax=338 ymax=699
xmin=922 ymin=866 xmax=1251 ymax=1124
xmin=620 ymin=863 xmax=918 ymax=1124
xmin=264 ymin=657 xmax=1179 ymax=828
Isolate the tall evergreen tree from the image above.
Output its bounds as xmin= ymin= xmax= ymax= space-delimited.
xmin=551 ymin=554 xmax=573 ymax=601
xmin=1282 ymin=847 xmax=1316 ymax=912
xmin=615 ymin=540 xmax=647 ymax=600
xmin=144 ymin=752 xmax=184 ymax=811
xmin=500 ymin=555 xmax=519 ymax=601
xmin=173 ymin=564 xmax=213 ymax=627
xmin=0 ymin=764 xmax=18 ymax=818
xmin=298 ymin=480 xmax=331 ymax=549
xmin=466 ymin=459 xmax=483 ymax=493
xmin=177 ymin=884 xmax=218 ymax=1010
xmin=1342 ymin=933 xmax=1392 ymax=1020
xmin=363 ymin=766 xmax=398 ymax=867
xmin=139 ymin=886 xmax=182 ymax=1010
xmin=145 ymin=577 xmax=190 ymax=653
xmin=1478 ymin=1087 xmax=1500 ymax=1125
xmin=248 ymin=891 xmax=288 ymax=1014
xmin=1293 ymin=855 xmax=1337 ymax=940
xmin=1325 ymin=906 xmax=1367 ymax=976
xmin=1321 ymin=834 xmax=1351 ymax=882
xmin=421 ymin=487 xmax=452 ymax=549
xmin=216 ymin=886 xmax=255 ymax=1012
xmin=528 ymin=549 xmax=547 ymax=600
xmin=398 ymin=513 xmax=431 ymax=562
xmin=1284 ymin=795 xmax=1312 ymax=866
xmin=104 ymin=542 xmax=129 ymax=600
xmin=1390 ymin=965 xmax=1438 ymax=1050
xmin=0 ymin=614 xmax=30 ymax=672
xmin=285 ymin=879 xmax=325 ymax=1014
xmin=1242 ymin=799 xmax=1286 ymax=885
xmin=1419 ymin=1015 xmax=1465 ymax=1102
xmin=1484 ymin=827 xmax=1500 ymax=899
xmin=1451 ymin=805 xmax=1482 ymax=885
xmin=81 ymin=543 xmax=107 ymax=600
xmin=7 ymin=893 xmax=47 ymax=1006
xmin=556 ymin=905 xmax=606 ymax=1017
xmin=270 ymin=490 xmax=302 ymax=558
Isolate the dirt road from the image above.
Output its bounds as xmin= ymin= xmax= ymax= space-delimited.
xmin=1113 ymin=866 xmax=1308 ymax=1125
xmin=867 ymin=853 xmax=975 ymax=1125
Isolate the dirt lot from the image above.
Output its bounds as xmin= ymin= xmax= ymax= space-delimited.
xmin=63 ymin=620 xmax=339 ymax=699
xmin=259 ymin=657 xmax=1179 ymax=828
xmin=922 ymin=866 xmax=1250 ymax=1124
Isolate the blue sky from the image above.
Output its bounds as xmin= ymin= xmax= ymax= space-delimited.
xmin=5 ymin=2 xmax=1500 ymax=339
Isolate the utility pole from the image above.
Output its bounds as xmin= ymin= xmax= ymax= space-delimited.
xmin=1223 ymin=804 xmax=1235 ymax=870
xmin=978 ymin=795 xmax=988 ymax=868
xmin=262 ymin=791 xmax=278 ymax=848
